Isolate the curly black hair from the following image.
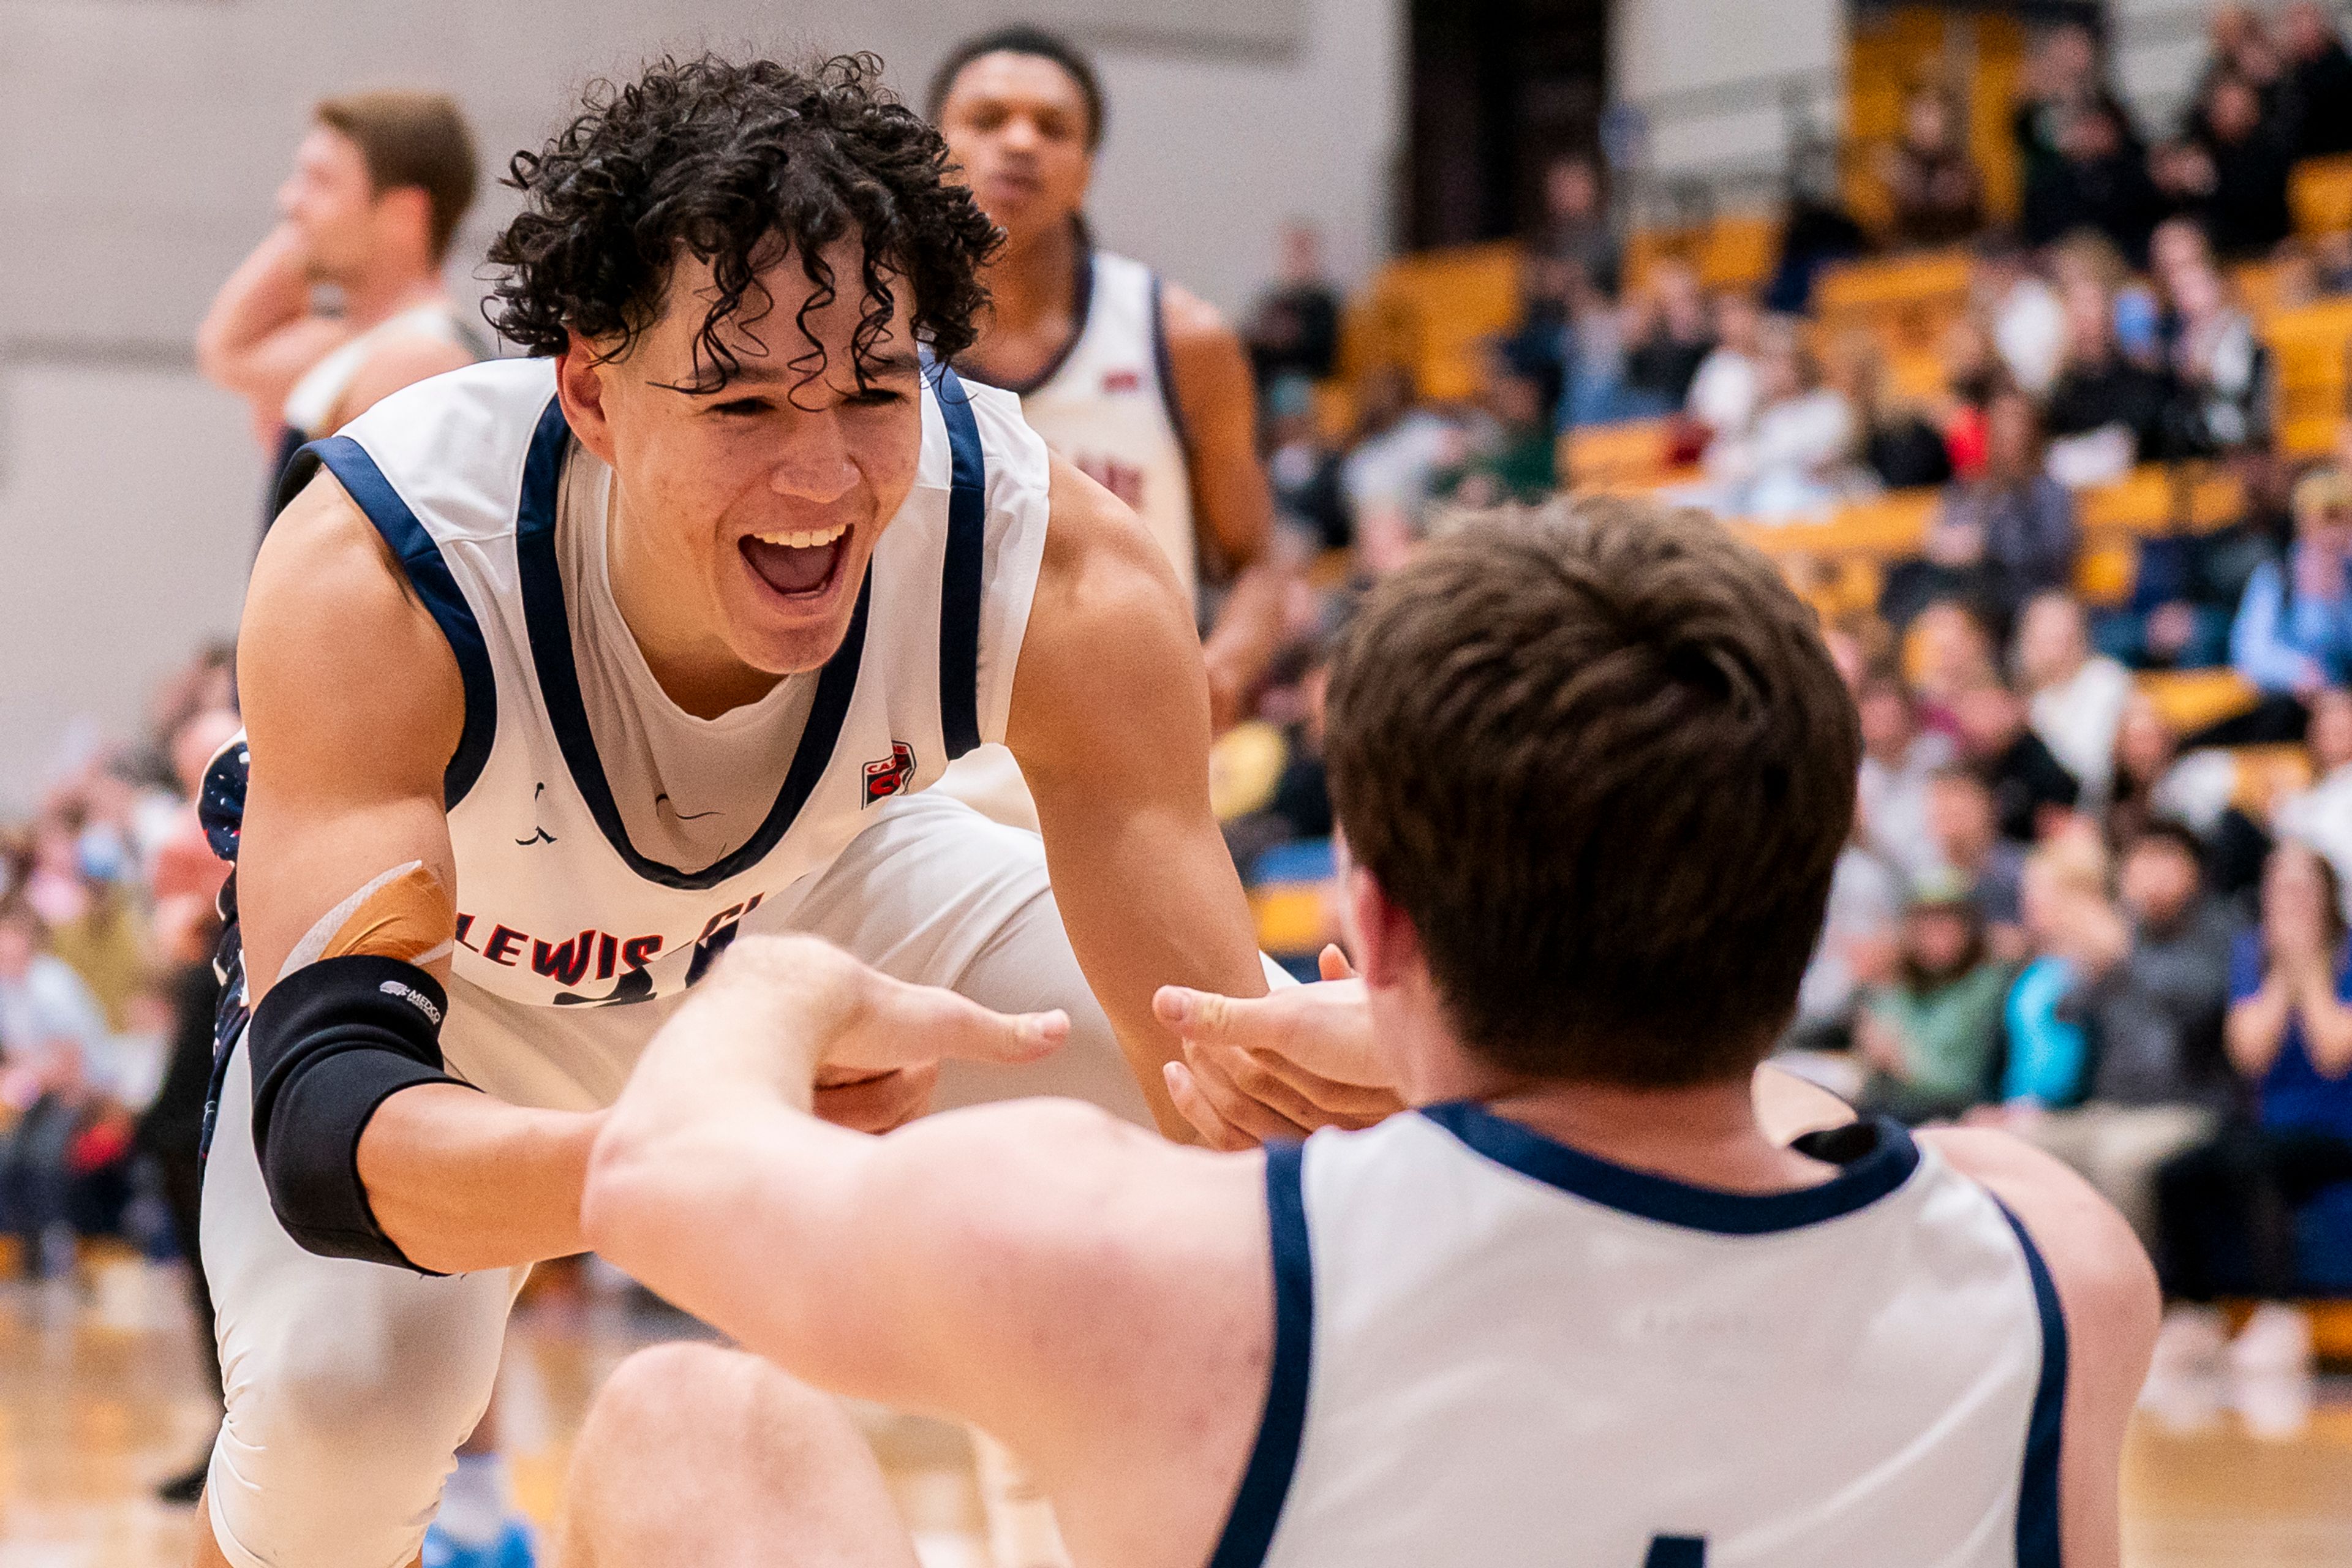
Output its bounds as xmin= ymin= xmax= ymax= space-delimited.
xmin=486 ymin=53 xmax=1001 ymax=394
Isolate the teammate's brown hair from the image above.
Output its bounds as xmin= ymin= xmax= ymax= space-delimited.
xmin=1324 ymin=496 xmax=1860 ymax=1086
xmin=315 ymin=89 xmax=480 ymax=262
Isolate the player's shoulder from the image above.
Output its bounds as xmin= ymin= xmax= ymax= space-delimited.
xmin=1921 ymin=1126 xmax=2160 ymax=1374
xmin=1153 ymin=277 xmax=1237 ymax=349
xmin=242 ymin=472 xmax=465 ymax=770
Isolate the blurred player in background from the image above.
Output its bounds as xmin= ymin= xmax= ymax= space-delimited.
xmin=929 ymin=25 xmax=1286 ymax=830
xmin=198 ymin=90 xmax=483 ymax=513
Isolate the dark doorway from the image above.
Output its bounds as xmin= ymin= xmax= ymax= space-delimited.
xmin=1404 ymin=0 xmax=1610 ymax=251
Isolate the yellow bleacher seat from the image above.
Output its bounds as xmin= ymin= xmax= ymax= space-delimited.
xmin=1626 ymin=213 xmax=1784 ymax=295
xmin=2228 ymin=744 xmax=2315 ymax=817
xmin=1561 ymin=418 xmax=1672 ymax=488
xmin=2076 ymin=466 xmax=2244 ymax=537
xmin=2291 ymin=153 xmax=2352 ymax=236
xmin=2138 ymin=668 xmax=2261 ymax=733
xmin=1251 ymin=884 xmax=1333 ymax=957
xmin=1727 ymin=488 xmax=1939 ymax=559
xmin=2074 ymin=540 xmax=2136 ymax=608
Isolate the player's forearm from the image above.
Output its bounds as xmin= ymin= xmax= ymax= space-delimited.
xmin=1201 ymin=560 xmax=1286 ymax=728
xmin=355 ymin=1083 xmax=606 ymax=1273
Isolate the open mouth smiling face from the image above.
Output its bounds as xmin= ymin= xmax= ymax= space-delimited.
xmin=563 ymin=236 xmax=928 ymax=692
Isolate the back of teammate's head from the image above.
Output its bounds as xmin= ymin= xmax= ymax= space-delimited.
xmin=488 ymin=54 xmax=999 ymax=390
xmin=927 ymin=25 xmax=1106 ymax=150
xmin=1324 ymin=496 xmax=1860 ymax=1088
xmin=314 ymin=90 xmax=478 ymax=263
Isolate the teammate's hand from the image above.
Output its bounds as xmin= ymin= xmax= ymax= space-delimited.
xmin=698 ymin=935 xmax=1068 ymax=1093
xmin=1152 ymin=945 xmax=1406 ymax=1150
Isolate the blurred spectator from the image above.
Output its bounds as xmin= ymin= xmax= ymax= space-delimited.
xmin=1560 ymin=266 xmax=1637 ymax=428
xmin=1338 ymin=363 xmax=1452 ymax=529
xmin=1999 ymin=831 xmax=2119 ymax=1108
xmin=1790 ymin=828 xmax=1905 ymax=1053
xmin=1262 ymin=378 xmax=1350 ymax=551
xmin=2018 ymin=590 xmax=2136 ymax=807
xmin=1935 ymin=315 xmax=2002 ymax=477
xmin=1619 ymin=258 xmax=1716 ymax=413
xmin=2155 ymin=71 xmax=2295 ymax=262
xmin=1684 ymin=290 xmax=1763 ymax=442
xmin=1972 ymin=232 xmax=2065 ymax=398
xmin=0 ymin=897 xmax=108 ymax=1278
xmin=1856 ymin=872 xmax=2013 ymax=1123
xmin=1700 ymin=316 xmax=1859 ymax=518
xmin=2023 ymin=98 xmax=2163 ymax=263
xmin=2272 ymin=685 xmax=2352 ymax=916
xmin=1534 ymin=153 xmax=1621 ymax=298
xmin=1245 ymin=221 xmax=1341 ymax=391
xmin=1877 ymin=82 xmax=1986 ymax=249
xmin=1953 ymin=677 xmax=2085 ymax=843
xmin=1883 ymin=391 xmax=2078 ymax=630
xmin=1926 ymin=765 xmax=2029 ymax=954
xmin=2045 ymin=276 xmax=2173 ymax=472
xmin=1433 ymin=353 xmax=1555 ymax=508
xmin=2152 ymin=843 xmax=2352 ymax=1435
xmin=2227 ymin=467 xmax=2352 ymax=744
xmin=1858 ymin=667 xmax=1956 ymax=882
xmin=2014 ymin=23 xmax=2122 ymax=195
xmin=1909 ymin=600 xmax=2003 ymax=724
xmin=2161 ymin=259 xmax=2266 ymax=456
xmin=2280 ymin=0 xmax=2352 ymax=158
xmin=1765 ymin=137 xmax=1871 ymax=314
xmin=2005 ymin=821 xmax=2237 ymax=1247
xmin=1832 ymin=331 xmax=1953 ymax=491
xmin=2108 ymin=693 xmax=2244 ymax=851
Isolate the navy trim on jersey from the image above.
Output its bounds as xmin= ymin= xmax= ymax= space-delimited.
xmin=1420 ymin=1102 xmax=1921 ymax=1235
xmin=1997 ymin=1200 xmax=2068 ymax=1568
xmin=511 ymin=394 xmax=872 ymax=891
xmin=295 ymin=435 xmax=499 ymax=809
xmin=1208 ymin=1140 xmax=1314 ymax=1568
xmin=933 ymin=363 xmax=989 ymax=759
xmin=1147 ymin=272 xmax=1197 ymax=464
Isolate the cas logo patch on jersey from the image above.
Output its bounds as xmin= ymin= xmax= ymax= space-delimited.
xmin=1102 ymin=368 xmax=1143 ymax=394
xmin=862 ymin=741 xmax=917 ymax=807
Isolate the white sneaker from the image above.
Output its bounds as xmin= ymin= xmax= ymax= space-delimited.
xmin=2229 ymin=1303 xmax=2316 ymax=1440
xmin=2139 ymin=1305 xmax=2228 ymax=1431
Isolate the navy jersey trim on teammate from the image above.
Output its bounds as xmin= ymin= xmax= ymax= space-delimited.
xmin=1419 ymin=1102 xmax=1922 ymax=1235
xmin=511 ymin=394 xmax=875 ymax=892
xmin=1997 ymin=1201 xmax=2068 ymax=1568
xmin=1208 ymin=1139 xmax=1314 ymax=1568
xmin=284 ymin=438 xmax=500 ymax=809
xmin=1146 ymin=273 xmax=1197 ymax=464
xmin=933 ymin=362 xmax=989 ymax=760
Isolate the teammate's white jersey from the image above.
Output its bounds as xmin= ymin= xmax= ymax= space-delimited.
xmin=1012 ymin=247 xmax=1196 ymax=603
xmin=1214 ymin=1108 xmax=2064 ymax=1568
xmin=281 ymin=300 xmax=474 ymax=439
xmin=255 ymin=356 xmax=1050 ymax=1082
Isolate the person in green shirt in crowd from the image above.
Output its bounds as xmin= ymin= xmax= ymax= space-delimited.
xmin=1857 ymin=870 xmax=2016 ymax=1122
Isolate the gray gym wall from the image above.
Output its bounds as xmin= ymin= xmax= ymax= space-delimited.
xmin=0 ymin=0 xmax=1401 ymax=809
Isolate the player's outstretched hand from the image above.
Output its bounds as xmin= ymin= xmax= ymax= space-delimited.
xmin=694 ymin=937 xmax=1068 ymax=1134
xmin=1153 ymin=945 xmax=1407 ymax=1150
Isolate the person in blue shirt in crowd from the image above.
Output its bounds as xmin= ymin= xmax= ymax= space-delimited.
xmin=0 ymin=896 xmax=111 ymax=1279
xmin=2149 ymin=843 xmax=2352 ymax=1433
xmin=2223 ymin=467 xmax=2352 ymax=744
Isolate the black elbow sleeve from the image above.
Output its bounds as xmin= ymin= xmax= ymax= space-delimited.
xmin=247 ymin=954 xmax=467 ymax=1273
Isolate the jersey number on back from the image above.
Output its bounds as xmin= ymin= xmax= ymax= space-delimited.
xmin=1645 ymin=1538 xmax=1706 ymax=1567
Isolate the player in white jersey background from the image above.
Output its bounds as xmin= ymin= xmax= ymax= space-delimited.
xmin=535 ymin=497 xmax=2160 ymax=1568
xmin=928 ymin=26 xmax=1286 ymax=741
xmin=188 ymin=57 xmax=1356 ymax=1568
xmin=198 ymin=91 xmax=485 ymax=516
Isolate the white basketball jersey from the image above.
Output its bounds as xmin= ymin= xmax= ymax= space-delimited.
xmin=266 ymin=356 xmax=1050 ymax=1094
xmin=1014 ymin=248 xmax=1197 ymax=603
xmin=1213 ymin=1109 xmax=2064 ymax=1568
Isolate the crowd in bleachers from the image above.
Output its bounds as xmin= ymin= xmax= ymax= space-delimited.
xmin=0 ymin=649 xmax=237 ymax=1305
xmin=1222 ymin=1 xmax=2352 ymax=1432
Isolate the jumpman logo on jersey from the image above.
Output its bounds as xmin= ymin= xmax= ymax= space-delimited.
xmin=516 ymin=782 xmax=557 ymax=847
